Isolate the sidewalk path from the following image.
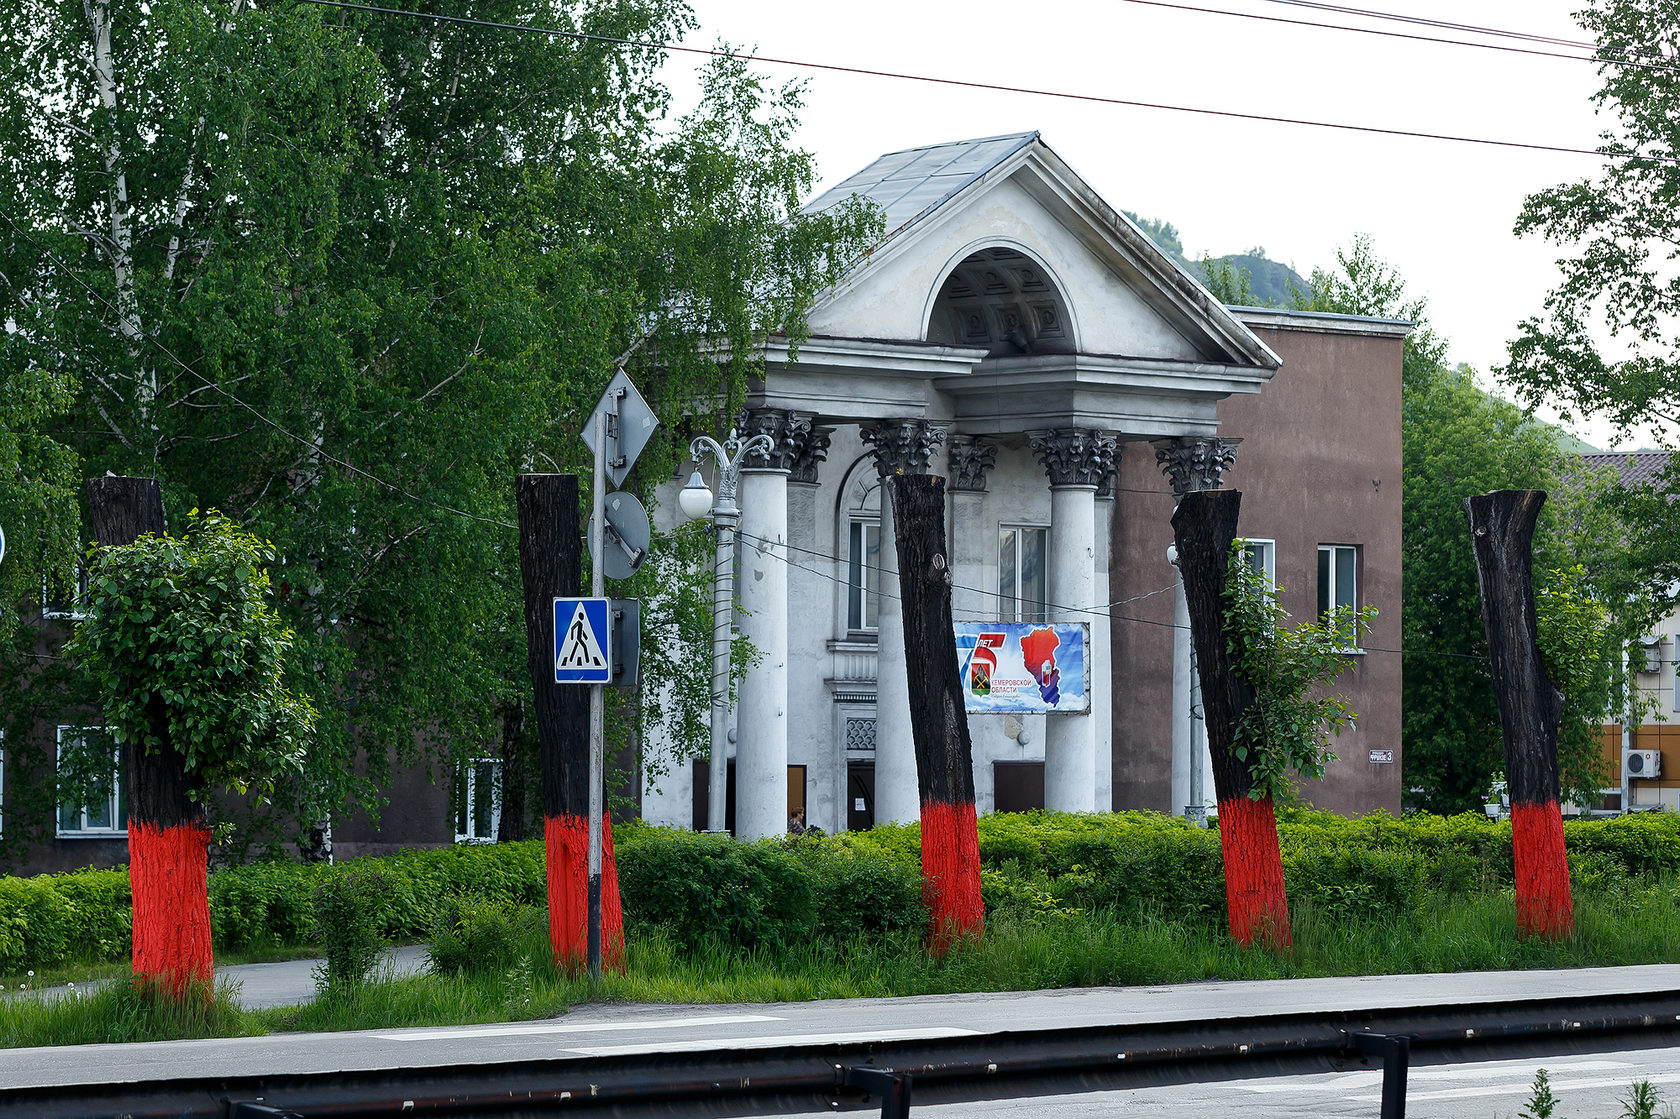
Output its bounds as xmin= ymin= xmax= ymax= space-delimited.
xmin=7 ymin=945 xmax=433 ymax=1011
xmin=221 ymin=945 xmax=432 ymax=1009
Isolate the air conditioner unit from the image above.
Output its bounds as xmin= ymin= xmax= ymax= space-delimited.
xmin=1625 ymin=749 xmax=1662 ymax=780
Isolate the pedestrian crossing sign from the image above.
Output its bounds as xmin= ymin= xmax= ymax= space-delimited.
xmin=554 ymin=597 xmax=612 ymax=684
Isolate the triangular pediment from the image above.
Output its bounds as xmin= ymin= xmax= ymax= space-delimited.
xmin=802 ymin=134 xmax=1279 ymax=371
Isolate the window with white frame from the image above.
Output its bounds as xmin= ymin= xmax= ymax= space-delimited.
xmin=846 ymin=520 xmax=881 ymax=633
xmin=999 ymin=525 xmax=1048 ymax=624
xmin=1317 ymin=544 xmax=1360 ymax=645
xmin=454 ymin=757 xmax=501 ymax=843
xmin=56 ymin=727 xmax=125 ymax=837
xmin=1240 ymin=538 xmax=1277 ymax=583
xmin=42 ymin=562 xmax=90 ymax=621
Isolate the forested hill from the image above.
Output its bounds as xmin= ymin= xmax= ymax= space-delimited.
xmin=1123 ymin=210 xmax=1310 ymax=307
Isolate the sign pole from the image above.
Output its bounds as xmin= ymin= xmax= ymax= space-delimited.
xmin=587 ymin=406 xmax=607 ymax=981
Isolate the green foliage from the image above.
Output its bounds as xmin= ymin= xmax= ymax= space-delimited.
xmin=310 ymin=867 xmax=391 ymax=990
xmin=1197 ymin=253 xmax=1253 ymax=305
xmin=0 ymin=870 xmax=130 ymax=974
xmin=0 ymin=975 xmax=251 ymax=1048
xmin=0 ymin=0 xmax=881 ymax=848
xmin=1501 ymin=0 xmax=1680 ymax=617
xmin=66 ymin=512 xmax=314 ymax=803
xmin=428 ymin=899 xmax=545 ymax=976
xmin=1535 ymin=565 xmax=1618 ymax=805
xmin=1522 ymin=1068 xmax=1558 ymax=1119
xmin=1302 ymin=235 xmax=1641 ymax=813
xmin=1621 ymin=1079 xmax=1662 ymax=1119
xmin=1224 ymin=541 xmax=1375 ymax=799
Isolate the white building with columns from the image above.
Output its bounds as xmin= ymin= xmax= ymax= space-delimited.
xmin=644 ymin=132 xmax=1407 ymax=838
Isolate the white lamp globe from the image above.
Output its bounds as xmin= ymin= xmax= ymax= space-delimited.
xmin=678 ymin=471 xmax=714 ymax=521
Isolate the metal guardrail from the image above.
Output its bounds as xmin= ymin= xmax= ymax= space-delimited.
xmin=3 ymin=988 xmax=1678 ymax=1119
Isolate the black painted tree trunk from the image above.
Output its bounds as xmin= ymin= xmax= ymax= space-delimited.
xmin=515 ymin=474 xmax=622 ymax=969
xmin=889 ymin=474 xmax=982 ymax=953
xmin=87 ymin=476 xmax=212 ymax=993
xmin=1465 ymin=489 xmax=1572 ymax=938
xmin=1171 ymin=489 xmax=1291 ymax=947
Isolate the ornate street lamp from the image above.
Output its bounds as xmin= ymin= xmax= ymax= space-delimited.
xmin=679 ymin=428 xmax=773 ymax=835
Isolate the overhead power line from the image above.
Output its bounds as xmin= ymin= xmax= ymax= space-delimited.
xmin=297 ymin=0 xmax=1678 ymax=165
xmin=1113 ymin=0 xmax=1680 ymax=77
xmin=1257 ymin=0 xmax=1671 ymax=68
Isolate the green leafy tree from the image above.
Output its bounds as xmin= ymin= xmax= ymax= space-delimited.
xmin=0 ymin=0 xmax=878 ymax=849
xmin=1502 ymin=0 xmax=1680 ymax=612
xmin=1300 ymin=237 xmax=1639 ymax=813
xmin=1225 ymin=541 xmax=1375 ymax=801
xmin=66 ymin=511 xmax=312 ymax=991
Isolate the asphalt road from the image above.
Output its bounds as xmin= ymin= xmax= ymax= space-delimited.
xmin=1 ymin=963 xmax=1677 ymax=1105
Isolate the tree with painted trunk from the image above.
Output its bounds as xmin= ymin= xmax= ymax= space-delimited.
xmin=68 ymin=482 xmax=312 ymax=995
xmin=1465 ymin=490 xmax=1572 ymax=939
xmin=1173 ymin=489 xmax=1371 ymax=947
xmin=514 ymin=473 xmax=623 ymax=971
xmin=889 ymin=473 xmax=982 ymax=954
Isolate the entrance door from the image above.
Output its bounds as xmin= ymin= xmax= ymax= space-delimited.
xmin=847 ymin=761 xmax=876 ymax=831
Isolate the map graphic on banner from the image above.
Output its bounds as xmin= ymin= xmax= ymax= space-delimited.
xmin=953 ymin=622 xmax=1090 ymax=714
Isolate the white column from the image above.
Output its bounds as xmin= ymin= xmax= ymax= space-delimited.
xmin=873 ymin=489 xmax=919 ymax=825
xmin=1044 ymin=482 xmax=1098 ymax=812
xmin=736 ymin=466 xmax=789 ymax=840
xmin=1169 ymin=550 xmax=1192 ymax=816
xmin=1092 ymin=493 xmax=1115 ymax=812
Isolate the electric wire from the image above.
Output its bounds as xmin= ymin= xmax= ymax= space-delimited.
xmin=296 ymin=0 xmax=1677 ymax=165
xmin=1112 ymin=0 xmax=1680 ymax=76
xmin=737 ymin=529 xmax=1482 ymax=660
xmin=0 ymin=203 xmax=520 ymax=532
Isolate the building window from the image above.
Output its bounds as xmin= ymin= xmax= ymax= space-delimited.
xmin=454 ymin=758 xmax=501 ymax=843
xmin=56 ymin=727 xmax=125 ymax=837
xmin=1318 ymin=544 xmax=1359 ymax=644
xmin=845 ymin=717 xmax=877 ymax=752
xmin=847 ymin=520 xmax=881 ymax=633
xmin=999 ymin=525 xmax=1048 ymax=623
xmin=42 ymin=563 xmax=90 ymax=621
xmin=1240 ymin=538 xmax=1276 ymax=583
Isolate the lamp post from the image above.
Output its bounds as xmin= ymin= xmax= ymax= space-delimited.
xmin=679 ymin=428 xmax=773 ymax=835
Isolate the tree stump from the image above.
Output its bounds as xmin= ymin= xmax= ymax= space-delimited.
xmin=1172 ymin=488 xmax=1292 ymax=948
xmin=87 ymin=477 xmax=213 ymax=996
xmin=889 ymin=474 xmax=982 ymax=954
xmin=1465 ymin=490 xmax=1572 ymax=939
xmin=516 ymin=474 xmax=623 ymax=971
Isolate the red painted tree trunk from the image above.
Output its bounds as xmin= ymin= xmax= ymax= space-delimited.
xmin=544 ymin=813 xmax=625 ymax=970
xmin=1465 ymin=490 xmax=1572 ymax=938
xmin=516 ymin=474 xmax=625 ymax=971
xmin=1172 ymin=489 xmax=1292 ymax=949
xmin=128 ymin=822 xmax=213 ymax=995
xmin=88 ymin=477 xmax=215 ymax=997
xmin=889 ymin=475 xmax=983 ymax=953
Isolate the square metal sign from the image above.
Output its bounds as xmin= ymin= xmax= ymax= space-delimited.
xmin=554 ymin=597 xmax=613 ymax=684
xmin=582 ymin=370 xmax=659 ymax=489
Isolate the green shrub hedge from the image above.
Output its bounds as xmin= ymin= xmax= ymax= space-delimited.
xmin=4 ymin=808 xmax=1680 ymax=972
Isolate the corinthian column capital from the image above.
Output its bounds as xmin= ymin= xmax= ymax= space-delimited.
xmin=1152 ymin=436 xmax=1240 ymax=495
xmin=1029 ymin=427 xmax=1118 ymax=488
xmin=861 ymin=418 xmax=945 ymax=477
xmin=735 ymin=408 xmax=816 ymax=472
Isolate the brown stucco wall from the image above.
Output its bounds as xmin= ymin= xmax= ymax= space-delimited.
xmin=1109 ymin=316 xmax=1405 ymax=816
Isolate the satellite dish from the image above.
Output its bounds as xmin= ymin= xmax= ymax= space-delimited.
xmin=0 ymin=523 xmax=6 ymax=566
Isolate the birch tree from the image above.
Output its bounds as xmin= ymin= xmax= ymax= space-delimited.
xmin=0 ymin=0 xmax=877 ymax=853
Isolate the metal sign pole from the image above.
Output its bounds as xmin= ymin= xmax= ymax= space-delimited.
xmin=587 ymin=406 xmax=607 ymax=982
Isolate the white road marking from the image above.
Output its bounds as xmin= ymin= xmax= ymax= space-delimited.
xmin=375 ymin=1014 xmax=783 ymax=1042
xmin=1235 ymin=1058 xmax=1640 ymax=1094
xmin=563 ymin=1026 xmax=982 ymax=1057
xmin=1355 ymin=1072 xmax=1680 ymax=1103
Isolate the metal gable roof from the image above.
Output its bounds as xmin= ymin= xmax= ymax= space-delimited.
xmin=1579 ymin=450 xmax=1672 ymax=487
xmin=803 ymin=132 xmax=1039 ymax=244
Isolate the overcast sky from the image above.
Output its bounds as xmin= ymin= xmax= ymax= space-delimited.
xmin=674 ymin=0 xmax=1652 ymax=450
